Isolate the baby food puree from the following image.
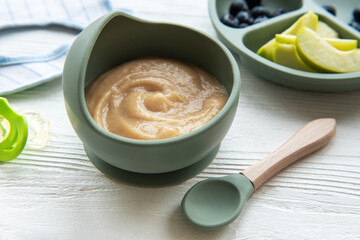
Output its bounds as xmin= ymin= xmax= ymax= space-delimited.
xmin=86 ymin=57 xmax=228 ymax=140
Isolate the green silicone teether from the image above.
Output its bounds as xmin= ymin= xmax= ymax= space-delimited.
xmin=0 ymin=97 xmax=28 ymax=161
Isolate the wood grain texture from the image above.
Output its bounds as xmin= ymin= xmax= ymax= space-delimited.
xmin=242 ymin=118 xmax=336 ymax=189
xmin=1 ymin=1 xmax=360 ymax=239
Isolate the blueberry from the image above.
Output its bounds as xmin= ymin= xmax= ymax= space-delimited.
xmin=353 ymin=6 xmax=360 ymax=23
xmin=272 ymin=8 xmax=287 ymax=18
xmin=251 ymin=6 xmax=271 ymax=19
xmin=235 ymin=10 xmax=253 ymax=24
xmin=238 ymin=23 xmax=250 ymax=28
xmin=253 ymin=15 xmax=269 ymax=24
xmin=245 ymin=0 xmax=261 ymax=9
xmin=349 ymin=21 xmax=360 ymax=31
xmin=221 ymin=14 xmax=240 ymax=28
xmin=229 ymin=0 xmax=249 ymax=16
xmin=322 ymin=5 xmax=336 ymax=16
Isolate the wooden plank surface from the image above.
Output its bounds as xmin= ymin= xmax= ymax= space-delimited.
xmin=1 ymin=0 xmax=360 ymax=239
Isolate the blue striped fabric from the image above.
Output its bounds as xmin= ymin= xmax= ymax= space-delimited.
xmin=0 ymin=0 xmax=132 ymax=95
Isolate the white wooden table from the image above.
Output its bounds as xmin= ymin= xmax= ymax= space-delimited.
xmin=1 ymin=1 xmax=360 ymax=239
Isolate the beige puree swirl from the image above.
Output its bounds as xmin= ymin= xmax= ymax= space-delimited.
xmin=86 ymin=57 xmax=228 ymax=140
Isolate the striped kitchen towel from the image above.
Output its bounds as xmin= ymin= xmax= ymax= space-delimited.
xmin=0 ymin=0 xmax=131 ymax=95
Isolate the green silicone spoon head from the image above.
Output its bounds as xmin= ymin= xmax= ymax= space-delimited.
xmin=0 ymin=97 xmax=28 ymax=162
xmin=181 ymin=174 xmax=254 ymax=228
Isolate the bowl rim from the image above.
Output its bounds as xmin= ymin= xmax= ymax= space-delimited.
xmin=74 ymin=11 xmax=241 ymax=146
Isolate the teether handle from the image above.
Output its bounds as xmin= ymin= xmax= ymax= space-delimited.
xmin=0 ymin=97 xmax=28 ymax=162
xmin=242 ymin=118 xmax=336 ymax=190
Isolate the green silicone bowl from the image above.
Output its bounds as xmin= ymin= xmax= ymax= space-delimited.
xmin=62 ymin=11 xmax=240 ymax=186
xmin=209 ymin=0 xmax=360 ymax=92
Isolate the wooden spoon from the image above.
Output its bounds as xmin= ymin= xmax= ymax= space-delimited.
xmin=181 ymin=118 xmax=336 ymax=228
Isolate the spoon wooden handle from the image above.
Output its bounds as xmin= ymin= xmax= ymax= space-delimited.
xmin=242 ymin=118 xmax=336 ymax=190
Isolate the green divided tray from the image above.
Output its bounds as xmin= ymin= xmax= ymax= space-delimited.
xmin=209 ymin=0 xmax=360 ymax=92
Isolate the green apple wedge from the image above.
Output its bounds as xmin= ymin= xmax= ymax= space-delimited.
xmin=296 ymin=27 xmax=360 ymax=73
xmin=257 ymin=11 xmax=318 ymax=61
xmin=316 ymin=21 xmax=339 ymax=38
xmin=275 ymin=34 xmax=358 ymax=51
xmin=325 ymin=38 xmax=358 ymax=51
xmin=273 ymin=41 xmax=316 ymax=72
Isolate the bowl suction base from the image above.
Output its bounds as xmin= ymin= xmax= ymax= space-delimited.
xmin=84 ymin=144 xmax=220 ymax=187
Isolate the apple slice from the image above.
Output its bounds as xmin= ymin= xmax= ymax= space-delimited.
xmin=275 ymin=34 xmax=297 ymax=44
xmin=273 ymin=42 xmax=316 ymax=72
xmin=275 ymin=34 xmax=358 ymax=51
xmin=316 ymin=21 xmax=339 ymax=38
xmin=257 ymin=11 xmax=318 ymax=61
xmin=296 ymin=27 xmax=360 ymax=73
xmin=325 ymin=38 xmax=358 ymax=51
